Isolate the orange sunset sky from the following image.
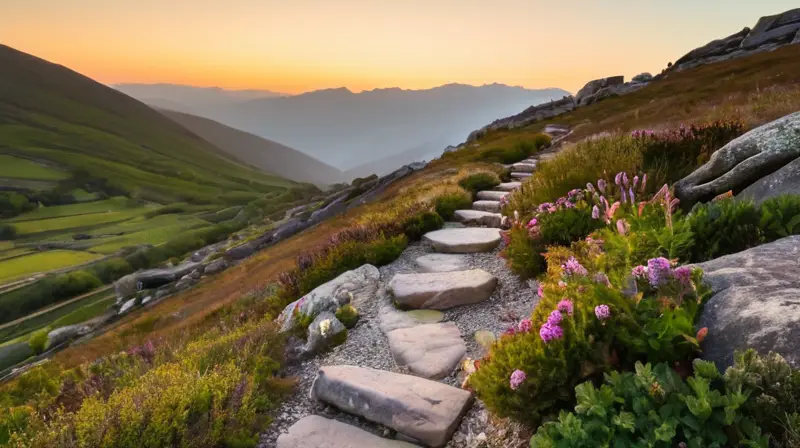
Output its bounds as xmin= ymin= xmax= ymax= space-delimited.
xmin=2 ymin=0 xmax=797 ymax=94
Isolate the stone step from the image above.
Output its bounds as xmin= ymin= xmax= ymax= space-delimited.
xmin=311 ymin=365 xmax=473 ymax=448
xmin=496 ymin=182 xmax=522 ymax=191
xmin=476 ymin=190 xmax=509 ymax=201
xmin=277 ymin=415 xmax=419 ymax=447
xmin=423 ymin=228 xmax=502 ymax=253
xmin=453 ymin=209 xmax=502 ymax=228
xmin=472 ymin=200 xmax=501 ymax=213
xmin=386 ymin=322 xmax=466 ymax=379
xmin=389 ymin=269 xmax=497 ymax=310
xmin=510 ymin=172 xmax=533 ymax=179
xmin=511 ymin=162 xmax=536 ymax=173
xmin=415 ymin=253 xmax=468 ymax=273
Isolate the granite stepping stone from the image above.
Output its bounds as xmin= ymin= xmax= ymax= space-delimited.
xmin=387 ymin=322 xmax=466 ymax=379
xmin=415 ymin=253 xmax=469 ymax=273
xmin=472 ymin=200 xmax=501 ymax=213
xmin=511 ymin=162 xmax=536 ymax=173
xmin=423 ymin=228 xmax=502 ymax=253
xmin=496 ymin=182 xmax=522 ymax=191
xmin=311 ymin=365 xmax=473 ymax=448
xmin=277 ymin=415 xmax=419 ymax=447
xmin=389 ymin=269 xmax=497 ymax=309
xmin=510 ymin=172 xmax=533 ymax=179
xmin=476 ymin=190 xmax=509 ymax=201
xmin=453 ymin=209 xmax=502 ymax=227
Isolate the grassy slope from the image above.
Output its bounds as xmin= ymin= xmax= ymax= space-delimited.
xmin=159 ymin=109 xmax=346 ymax=185
xmin=0 ymin=44 xmax=299 ymax=205
xmin=471 ymin=44 xmax=800 ymax=151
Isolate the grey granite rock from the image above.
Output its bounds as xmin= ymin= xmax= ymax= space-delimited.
xmin=471 ymin=200 xmax=501 ymax=213
xmin=415 ymin=253 xmax=469 ymax=273
xmin=277 ymin=415 xmax=419 ymax=447
xmin=738 ymin=157 xmax=800 ymax=203
xmin=453 ymin=210 xmax=502 ymax=228
xmin=423 ymin=228 xmax=502 ymax=253
xmin=310 ymin=365 xmax=473 ymax=447
xmin=389 ymin=269 xmax=497 ymax=309
xmin=387 ymin=322 xmax=466 ymax=379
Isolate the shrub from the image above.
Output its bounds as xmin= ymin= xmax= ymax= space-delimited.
xmin=0 ymin=191 xmax=34 ymax=219
xmin=403 ymin=211 xmax=444 ymax=241
xmin=89 ymin=257 xmax=133 ymax=284
xmin=530 ymin=360 xmax=768 ymax=447
xmin=335 ymin=304 xmax=359 ymax=329
xmin=0 ymin=270 xmax=102 ymax=324
xmin=470 ymin=234 xmax=710 ymax=425
xmin=500 ymin=225 xmax=545 ymax=279
xmin=28 ymin=329 xmax=49 ymax=355
xmin=538 ymin=207 xmax=604 ymax=247
xmin=434 ymin=191 xmax=472 ymax=220
xmin=759 ymin=194 xmax=800 ymax=241
xmin=458 ymin=172 xmax=500 ymax=196
xmin=687 ymin=198 xmax=763 ymax=261
xmin=0 ymin=224 xmax=16 ymax=240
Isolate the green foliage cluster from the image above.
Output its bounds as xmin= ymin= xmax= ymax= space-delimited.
xmin=441 ymin=134 xmax=551 ymax=165
xmin=0 ymin=192 xmax=34 ymax=219
xmin=457 ymin=172 xmax=500 ymax=197
xmin=531 ymin=360 xmax=768 ymax=448
xmin=27 ymin=329 xmax=49 ymax=355
xmin=402 ymin=211 xmax=444 ymax=241
xmin=0 ymin=224 xmax=16 ymax=241
xmin=0 ymin=270 xmax=102 ymax=324
xmin=434 ymin=191 xmax=472 ymax=220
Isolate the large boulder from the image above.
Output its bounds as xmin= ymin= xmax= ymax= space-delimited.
xmin=203 ymin=258 xmax=228 ymax=275
xmin=575 ymin=76 xmax=624 ymax=106
xmin=738 ymin=157 xmax=800 ymax=203
xmin=300 ymin=312 xmax=347 ymax=357
xmin=277 ymin=264 xmax=380 ymax=332
xmin=675 ymin=112 xmax=800 ymax=208
xmin=697 ymin=236 xmax=800 ymax=369
xmin=673 ymin=27 xmax=751 ymax=69
xmin=741 ymin=9 xmax=800 ymax=49
xmin=47 ymin=324 xmax=92 ymax=347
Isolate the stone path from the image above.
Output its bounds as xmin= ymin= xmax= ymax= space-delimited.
xmin=271 ymin=154 xmax=546 ymax=447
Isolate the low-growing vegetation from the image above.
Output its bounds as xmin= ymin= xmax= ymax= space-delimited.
xmin=458 ymin=171 xmax=501 ymax=197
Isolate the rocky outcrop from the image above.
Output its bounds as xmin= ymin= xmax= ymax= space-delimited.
xmin=675 ymin=112 xmax=800 ymax=208
xmin=671 ymin=9 xmax=800 ymax=71
xmin=575 ymin=76 xmax=648 ymax=107
xmin=277 ymin=264 xmax=380 ymax=333
xmin=47 ymin=324 xmax=92 ymax=348
xmin=575 ymin=76 xmax=624 ymax=105
xmin=466 ymin=96 xmax=576 ymax=142
xmin=114 ymin=261 xmax=203 ymax=302
xmin=739 ymin=157 xmax=800 ymax=203
xmin=203 ymin=258 xmax=228 ymax=275
xmin=697 ymin=236 xmax=800 ymax=368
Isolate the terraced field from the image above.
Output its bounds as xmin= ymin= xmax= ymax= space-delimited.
xmin=0 ymin=250 xmax=103 ymax=284
xmin=0 ymin=154 xmax=69 ymax=181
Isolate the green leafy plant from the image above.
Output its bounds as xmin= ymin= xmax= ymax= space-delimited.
xmin=687 ymin=198 xmax=763 ymax=261
xmin=27 ymin=329 xmax=49 ymax=355
xmin=531 ymin=360 xmax=767 ymax=448
xmin=759 ymin=194 xmax=800 ymax=241
xmin=538 ymin=207 xmax=605 ymax=247
xmin=434 ymin=191 xmax=472 ymax=220
xmin=499 ymin=225 xmax=546 ymax=279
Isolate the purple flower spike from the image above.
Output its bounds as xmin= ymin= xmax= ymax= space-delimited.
xmin=629 ymin=187 xmax=635 ymax=205
xmin=586 ymin=182 xmax=596 ymax=193
xmin=640 ymin=174 xmax=648 ymax=193
xmin=621 ymin=189 xmax=627 ymax=204
xmin=591 ymin=205 xmax=600 ymax=220
xmin=598 ymin=179 xmax=607 ymax=193
xmin=510 ymin=369 xmax=527 ymax=390
xmin=622 ymin=172 xmax=629 ymax=188
xmin=595 ymin=305 xmax=611 ymax=321
xmin=647 ymin=257 xmax=672 ymax=288
xmin=562 ymin=257 xmax=588 ymax=277
xmin=633 ymin=175 xmax=640 ymax=190
xmin=615 ymin=172 xmax=623 ymax=186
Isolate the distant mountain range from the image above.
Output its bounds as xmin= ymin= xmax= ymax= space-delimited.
xmin=114 ymin=83 xmax=286 ymax=110
xmin=117 ymin=83 xmax=571 ymax=172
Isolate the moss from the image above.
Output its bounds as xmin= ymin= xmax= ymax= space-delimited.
xmin=335 ymin=305 xmax=359 ymax=329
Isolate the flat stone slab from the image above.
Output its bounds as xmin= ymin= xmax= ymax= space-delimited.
xmin=389 ymin=269 xmax=497 ymax=309
xmin=423 ymin=228 xmax=502 ymax=253
xmin=277 ymin=415 xmax=419 ymax=448
xmin=311 ymin=365 xmax=474 ymax=448
xmin=476 ymin=190 xmax=509 ymax=201
xmin=453 ymin=209 xmax=502 ymax=228
xmin=510 ymin=172 xmax=533 ymax=179
xmin=472 ymin=200 xmax=501 ymax=213
xmin=387 ymin=323 xmax=466 ymax=379
xmin=496 ymin=182 xmax=522 ymax=191
xmin=416 ymin=254 xmax=469 ymax=273
xmin=511 ymin=162 xmax=536 ymax=173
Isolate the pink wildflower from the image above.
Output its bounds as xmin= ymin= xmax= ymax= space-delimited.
xmin=518 ymin=318 xmax=533 ymax=333
xmin=547 ymin=310 xmax=563 ymax=326
xmin=594 ymin=305 xmax=611 ymax=321
xmin=562 ymin=257 xmax=588 ymax=277
xmin=673 ymin=266 xmax=692 ymax=286
xmin=539 ymin=322 xmax=564 ymax=343
xmin=557 ymin=299 xmax=574 ymax=315
xmin=537 ymin=284 xmax=544 ymax=297
xmin=631 ymin=265 xmax=648 ymax=279
xmin=510 ymin=370 xmax=527 ymax=390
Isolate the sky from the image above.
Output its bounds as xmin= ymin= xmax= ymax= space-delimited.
xmin=2 ymin=0 xmax=797 ymax=94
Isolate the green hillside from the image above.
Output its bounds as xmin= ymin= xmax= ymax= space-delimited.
xmin=0 ymin=44 xmax=301 ymax=205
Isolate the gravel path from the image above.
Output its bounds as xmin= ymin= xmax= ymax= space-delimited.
xmin=259 ymin=237 xmax=538 ymax=447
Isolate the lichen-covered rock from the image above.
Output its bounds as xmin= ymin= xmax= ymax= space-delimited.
xmin=277 ymin=264 xmax=380 ymax=332
xmin=738 ymin=157 xmax=800 ymax=203
xmin=301 ymin=312 xmax=347 ymax=356
xmin=203 ymin=258 xmax=228 ymax=275
xmin=697 ymin=236 xmax=800 ymax=368
xmin=675 ymin=112 xmax=800 ymax=208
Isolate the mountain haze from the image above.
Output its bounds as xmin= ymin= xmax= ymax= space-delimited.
xmin=113 ymin=83 xmax=286 ymax=111
xmin=159 ymin=110 xmax=346 ymax=185
xmin=124 ymin=83 xmax=571 ymax=171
